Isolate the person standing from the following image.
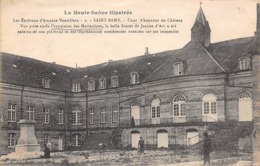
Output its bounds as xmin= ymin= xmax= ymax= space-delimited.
xmin=131 ymin=116 xmax=135 ymax=127
xmin=203 ymin=132 xmax=211 ymax=165
xmin=138 ymin=137 xmax=145 ymax=154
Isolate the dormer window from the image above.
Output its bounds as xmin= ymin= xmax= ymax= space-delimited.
xmin=72 ymin=82 xmax=81 ymax=92
xmin=88 ymin=80 xmax=95 ymax=91
xmin=174 ymin=62 xmax=183 ymax=76
xmin=239 ymin=57 xmax=250 ymax=70
xmin=131 ymin=73 xmax=139 ymax=84
xmin=42 ymin=77 xmax=50 ymax=88
xmin=111 ymin=76 xmax=118 ymax=87
xmin=99 ymin=78 xmax=106 ymax=90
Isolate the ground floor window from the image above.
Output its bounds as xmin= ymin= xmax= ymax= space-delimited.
xmin=72 ymin=134 xmax=81 ymax=146
xmin=8 ymin=133 xmax=16 ymax=147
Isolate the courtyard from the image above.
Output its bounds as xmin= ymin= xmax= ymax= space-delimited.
xmin=0 ymin=149 xmax=252 ymax=166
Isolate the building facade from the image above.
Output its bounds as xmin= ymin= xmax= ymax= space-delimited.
xmin=0 ymin=5 xmax=259 ymax=155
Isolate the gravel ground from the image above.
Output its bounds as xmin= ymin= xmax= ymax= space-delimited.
xmin=0 ymin=150 xmax=252 ymax=166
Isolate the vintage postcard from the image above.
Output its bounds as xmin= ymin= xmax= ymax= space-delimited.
xmin=0 ymin=0 xmax=259 ymax=165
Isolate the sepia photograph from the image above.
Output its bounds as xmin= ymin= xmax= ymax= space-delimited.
xmin=0 ymin=0 xmax=260 ymax=165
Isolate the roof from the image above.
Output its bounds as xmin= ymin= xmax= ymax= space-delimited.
xmin=0 ymin=37 xmax=254 ymax=91
xmin=0 ymin=52 xmax=76 ymax=91
xmin=207 ymin=37 xmax=255 ymax=72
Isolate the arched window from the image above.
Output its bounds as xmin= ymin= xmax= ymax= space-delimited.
xmin=88 ymin=80 xmax=95 ymax=91
xmin=202 ymin=93 xmax=217 ymax=122
xmin=186 ymin=129 xmax=199 ymax=146
xmin=151 ymin=98 xmax=160 ymax=124
xmin=72 ymin=107 xmax=81 ymax=125
xmin=42 ymin=77 xmax=50 ymax=88
xmin=174 ymin=62 xmax=184 ymax=75
xmin=239 ymin=57 xmax=250 ymax=70
xmin=157 ymin=130 xmax=168 ymax=148
xmin=238 ymin=92 xmax=252 ymax=121
xmin=111 ymin=76 xmax=119 ymax=87
xmin=173 ymin=95 xmax=186 ymax=117
xmin=131 ymin=102 xmax=140 ymax=126
xmin=131 ymin=130 xmax=140 ymax=148
xmin=131 ymin=73 xmax=139 ymax=84
xmin=99 ymin=78 xmax=106 ymax=89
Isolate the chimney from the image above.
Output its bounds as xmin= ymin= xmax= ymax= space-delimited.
xmin=145 ymin=47 xmax=149 ymax=55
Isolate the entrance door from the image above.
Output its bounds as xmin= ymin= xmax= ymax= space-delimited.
xmin=157 ymin=130 xmax=168 ymax=148
xmin=58 ymin=135 xmax=63 ymax=151
xmin=239 ymin=97 xmax=252 ymax=121
xmin=131 ymin=102 xmax=140 ymax=125
xmin=131 ymin=131 xmax=140 ymax=148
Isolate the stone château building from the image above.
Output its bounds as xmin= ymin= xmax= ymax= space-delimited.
xmin=0 ymin=5 xmax=259 ymax=155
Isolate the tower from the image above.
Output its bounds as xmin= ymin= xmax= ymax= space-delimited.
xmin=191 ymin=6 xmax=211 ymax=47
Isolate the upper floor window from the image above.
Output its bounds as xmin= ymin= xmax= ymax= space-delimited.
xmin=239 ymin=57 xmax=250 ymax=70
xmin=151 ymin=98 xmax=160 ymax=119
xmin=88 ymin=80 xmax=95 ymax=91
xmin=8 ymin=133 xmax=16 ymax=147
xmin=174 ymin=62 xmax=183 ymax=76
xmin=27 ymin=106 xmax=35 ymax=121
xmin=99 ymin=78 xmax=106 ymax=90
xmin=131 ymin=73 xmax=139 ymax=84
xmin=42 ymin=77 xmax=50 ymax=88
xmin=111 ymin=76 xmax=119 ymax=87
xmin=112 ymin=105 xmax=119 ymax=123
xmin=100 ymin=107 xmax=106 ymax=124
xmin=57 ymin=109 xmax=63 ymax=124
xmin=72 ymin=82 xmax=81 ymax=92
xmin=8 ymin=104 xmax=16 ymax=122
xmin=89 ymin=109 xmax=94 ymax=125
xmin=173 ymin=95 xmax=186 ymax=117
xmin=43 ymin=107 xmax=50 ymax=124
xmin=72 ymin=107 xmax=81 ymax=125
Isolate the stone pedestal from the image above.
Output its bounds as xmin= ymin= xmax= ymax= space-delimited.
xmin=0 ymin=119 xmax=43 ymax=160
xmin=15 ymin=119 xmax=40 ymax=153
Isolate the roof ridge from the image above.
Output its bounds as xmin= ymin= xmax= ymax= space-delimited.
xmin=195 ymin=41 xmax=225 ymax=72
xmin=211 ymin=37 xmax=254 ymax=45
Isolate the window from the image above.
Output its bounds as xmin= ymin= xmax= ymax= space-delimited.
xmin=44 ymin=134 xmax=49 ymax=143
xmin=112 ymin=105 xmax=119 ymax=123
xmin=8 ymin=133 xmax=16 ymax=147
xmin=131 ymin=73 xmax=139 ymax=84
xmin=72 ymin=134 xmax=81 ymax=146
xmin=99 ymin=78 xmax=106 ymax=89
xmin=89 ymin=109 xmax=94 ymax=125
xmin=43 ymin=107 xmax=50 ymax=124
xmin=111 ymin=76 xmax=119 ymax=87
xmin=151 ymin=98 xmax=160 ymax=124
xmin=239 ymin=57 xmax=250 ymax=70
xmin=8 ymin=104 xmax=16 ymax=122
xmin=202 ymin=93 xmax=217 ymax=122
xmin=238 ymin=92 xmax=253 ymax=121
xmin=58 ymin=109 xmax=63 ymax=124
xmin=72 ymin=82 xmax=81 ymax=92
xmin=88 ymin=80 xmax=95 ymax=91
xmin=27 ymin=106 xmax=35 ymax=120
xmin=100 ymin=107 xmax=106 ymax=124
xmin=42 ymin=77 xmax=50 ymax=88
xmin=174 ymin=63 xmax=183 ymax=75
xmin=173 ymin=95 xmax=186 ymax=117
xmin=72 ymin=107 xmax=81 ymax=125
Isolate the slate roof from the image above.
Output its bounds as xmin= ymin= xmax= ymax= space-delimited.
xmin=0 ymin=37 xmax=254 ymax=91
xmin=0 ymin=52 xmax=76 ymax=91
xmin=207 ymin=37 xmax=255 ymax=72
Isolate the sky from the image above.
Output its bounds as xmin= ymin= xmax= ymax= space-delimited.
xmin=1 ymin=0 xmax=259 ymax=68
